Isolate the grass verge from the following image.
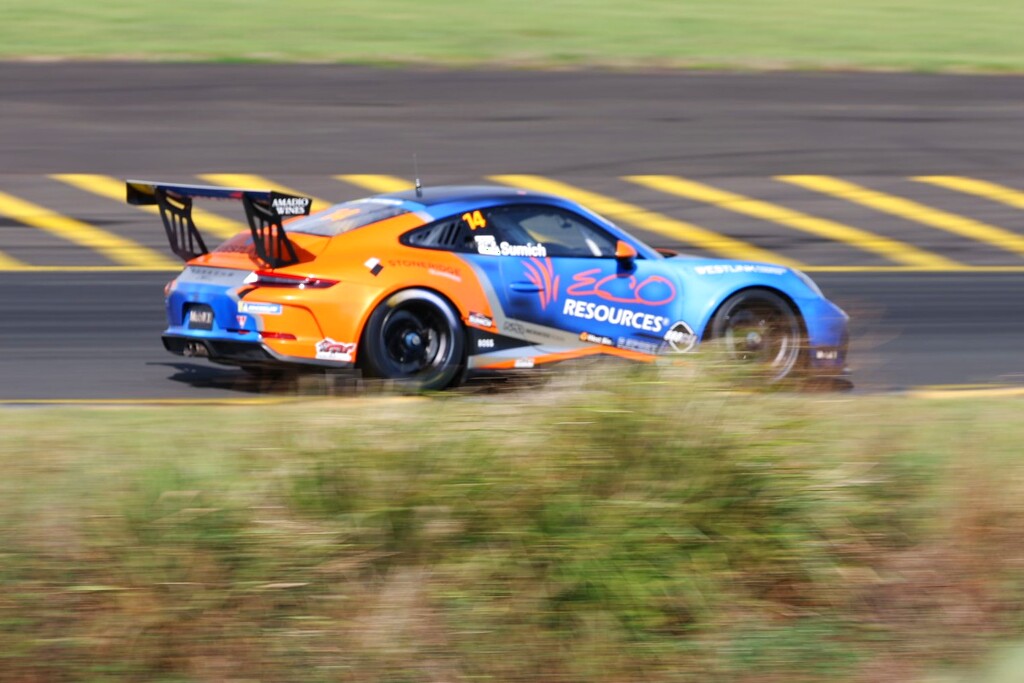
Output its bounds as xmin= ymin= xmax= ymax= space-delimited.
xmin=2 ymin=365 xmax=1024 ymax=681
xmin=3 ymin=0 xmax=1024 ymax=72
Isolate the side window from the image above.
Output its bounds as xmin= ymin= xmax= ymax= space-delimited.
xmin=402 ymin=204 xmax=619 ymax=258
xmin=403 ymin=217 xmax=469 ymax=250
xmin=401 ymin=215 xmax=487 ymax=253
xmin=480 ymin=204 xmax=617 ymax=258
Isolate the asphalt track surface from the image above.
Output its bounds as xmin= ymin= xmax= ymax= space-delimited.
xmin=2 ymin=64 xmax=1023 ymax=400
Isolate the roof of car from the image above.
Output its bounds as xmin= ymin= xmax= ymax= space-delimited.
xmin=341 ymin=183 xmax=663 ymax=261
xmin=372 ymin=184 xmax=568 ymax=222
xmin=383 ymin=185 xmax=544 ymax=206
xmin=385 ymin=184 xmax=561 ymax=208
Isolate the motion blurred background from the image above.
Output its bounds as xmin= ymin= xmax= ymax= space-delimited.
xmin=2 ymin=2 xmax=1024 ymax=681
xmin=4 ymin=0 xmax=1023 ymax=70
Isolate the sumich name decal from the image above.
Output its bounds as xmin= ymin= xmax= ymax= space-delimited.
xmin=475 ymin=235 xmax=547 ymax=257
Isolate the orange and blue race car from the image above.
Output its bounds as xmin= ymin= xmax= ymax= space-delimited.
xmin=126 ymin=180 xmax=849 ymax=389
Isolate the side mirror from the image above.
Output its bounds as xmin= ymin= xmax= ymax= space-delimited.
xmin=615 ymin=240 xmax=637 ymax=268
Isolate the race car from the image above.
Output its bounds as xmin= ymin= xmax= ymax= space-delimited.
xmin=127 ymin=180 xmax=849 ymax=389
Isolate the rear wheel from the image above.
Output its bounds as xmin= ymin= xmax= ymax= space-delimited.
xmin=708 ymin=288 xmax=803 ymax=382
xmin=360 ymin=289 xmax=464 ymax=391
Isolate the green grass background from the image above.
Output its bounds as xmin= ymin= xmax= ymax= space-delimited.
xmin=4 ymin=365 xmax=1024 ymax=681
xmin=4 ymin=0 xmax=1024 ymax=71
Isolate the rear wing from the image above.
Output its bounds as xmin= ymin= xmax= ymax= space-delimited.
xmin=126 ymin=180 xmax=314 ymax=267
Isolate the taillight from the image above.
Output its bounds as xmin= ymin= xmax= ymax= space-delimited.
xmin=259 ymin=331 xmax=297 ymax=340
xmin=243 ymin=270 xmax=338 ymax=289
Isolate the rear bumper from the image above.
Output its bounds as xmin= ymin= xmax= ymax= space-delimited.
xmin=163 ymin=335 xmax=275 ymax=364
xmin=162 ymin=334 xmax=354 ymax=370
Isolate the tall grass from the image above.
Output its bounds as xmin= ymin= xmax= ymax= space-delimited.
xmin=1 ymin=365 xmax=1023 ymax=681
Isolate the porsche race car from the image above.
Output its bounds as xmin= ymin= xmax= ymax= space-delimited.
xmin=127 ymin=180 xmax=849 ymax=389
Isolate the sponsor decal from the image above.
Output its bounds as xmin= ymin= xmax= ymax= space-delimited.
xmin=694 ymin=264 xmax=787 ymax=276
xmin=271 ymin=196 xmax=312 ymax=216
xmin=475 ymin=234 xmax=547 ymax=257
xmin=514 ymin=357 xmax=535 ymax=369
xmin=236 ymin=315 xmax=248 ymax=327
xmin=468 ymin=312 xmax=494 ymax=328
xmin=180 ymin=266 xmax=249 ymax=285
xmin=387 ymin=258 xmax=462 ymax=282
xmin=502 ymin=319 xmax=560 ymax=341
xmin=364 ymin=257 xmax=383 ymax=276
xmin=617 ymin=337 xmax=663 ymax=355
xmin=315 ymin=338 xmax=355 ymax=362
xmin=239 ymin=301 xmax=283 ymax=315
xmin=815 ymin=349 xmax=839 ymax=361
xmin=429 ymin=268 xmax=461 ymax=282
xmin=579 ymin=331 xmax=614 ymax=347
xmin=664 ymin=321 xmax=698 ymax=353
xmin=476 ymin=235 xmax=501 ymax=256
xmin=523 ymin=257 xmax=559 ymax=310
xmin=477 ymin=338 xmax=495 ymax=349
xmin=563 ymin=299 xmax=669 ymax=333
xmin=567 ymin=269 xmax=676 ymax=306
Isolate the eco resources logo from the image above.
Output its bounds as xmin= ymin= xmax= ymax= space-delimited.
xmin=567 ymin=269 xmax=676 ymax=306
xmin=523 ymin=257 xmax=560 ymax=310
xmin=562 ymin=299 xmax=669 ymax=333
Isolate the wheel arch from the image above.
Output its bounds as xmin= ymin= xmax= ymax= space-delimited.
xmin=354 ymin=284 xmax=467 ymax=368
xmin=700 ymin=285 xmax=808 ymax=342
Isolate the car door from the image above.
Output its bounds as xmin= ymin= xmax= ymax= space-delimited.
xmin=481 ymin=203 xmax=682 ymax=354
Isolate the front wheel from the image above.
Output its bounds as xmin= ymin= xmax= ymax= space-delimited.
xmin=708 ymin=288 xmax=804 ymax=382
xmin=359 ymin=289 xmax=465 ymax=391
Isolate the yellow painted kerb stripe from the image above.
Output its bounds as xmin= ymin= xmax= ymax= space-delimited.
xmin=780 ymin=175 xmax=1024 ymax=259
xmin=336 ymin=174 xmax=415 ymax=194
xmin=200 ymin=174 xmax=334 ymax=214
xmin=914 ymin=176 xmax=1024 ymax=212
xmin=52 ymin=174 xmax=245 ymax=240
xmin=491 ymin=175 xmax=802 ymax=267
xmin=907 ymin=385 xmax=1024 ymax=400
xmin=0 ymin=246 xmax=25 ymax=269
xmin=627 ymin=175 xmax=960 ymax=269
xmin=0 ymin=190 xmax=175 ymax=268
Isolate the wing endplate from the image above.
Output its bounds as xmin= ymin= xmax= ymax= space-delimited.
xmin=125 ymin=180 xmax=314 ymax=266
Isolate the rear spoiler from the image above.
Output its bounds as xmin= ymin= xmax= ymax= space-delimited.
xmin=126 ymin=180 xmax=314 ymax=267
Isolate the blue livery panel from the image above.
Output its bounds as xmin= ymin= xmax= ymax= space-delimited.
xmin=461 ymin=250 xmax=848 ymax=371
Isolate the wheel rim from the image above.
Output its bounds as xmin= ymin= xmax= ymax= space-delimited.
xmin=378 ymin=303 xmax=451 ymax=377
xmin=718 ymin=296 xmax=801 ymax=381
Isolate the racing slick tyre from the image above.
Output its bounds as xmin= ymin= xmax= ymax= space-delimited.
xmin=708 ymin=288 xmax=804 ymax=383
xmin=360 ymin=289 xmax=465 ymax=391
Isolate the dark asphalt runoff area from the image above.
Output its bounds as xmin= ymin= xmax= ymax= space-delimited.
xmin=1 ymin=63 xmax=1023 ymax=399
xmin=2 ymin=271 xmax=1023 ymax=400
xmin=4 ymin=63 xmax=1024 ymax=177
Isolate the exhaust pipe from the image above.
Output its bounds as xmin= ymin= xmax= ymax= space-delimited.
xmin=183 ymin=341 xmax=209 ymax=357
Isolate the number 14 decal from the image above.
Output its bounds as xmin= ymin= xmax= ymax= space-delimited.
xmin=462 ymin=210 xmax=487 ymax=231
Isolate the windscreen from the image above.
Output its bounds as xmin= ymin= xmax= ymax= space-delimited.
xmin=286 ymin=198 xmax=409 ymax=237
